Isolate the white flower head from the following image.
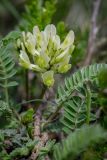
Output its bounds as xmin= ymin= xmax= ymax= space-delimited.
xmin=18 ymin=24 xmax=75 ymax=86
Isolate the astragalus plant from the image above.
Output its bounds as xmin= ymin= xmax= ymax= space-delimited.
xmin=0 ymin=22 xmax=107 ymax=160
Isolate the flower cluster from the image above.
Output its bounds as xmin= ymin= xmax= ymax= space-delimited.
xmin=17 ymin=24 xmax=75 ymax=87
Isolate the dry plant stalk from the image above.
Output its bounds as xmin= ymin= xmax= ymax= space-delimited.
xmin=84 ymin=0 xmax=101 ymax=65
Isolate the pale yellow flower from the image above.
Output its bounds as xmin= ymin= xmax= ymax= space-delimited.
xmin=17 ymin=24 xmax=75 ymax=86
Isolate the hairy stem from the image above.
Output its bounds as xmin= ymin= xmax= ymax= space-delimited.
xmin=30 ymin=85 xmax=48 ymax=159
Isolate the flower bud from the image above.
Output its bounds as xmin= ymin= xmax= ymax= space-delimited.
xmin=41 ymin=71 xmax=54 ymax=87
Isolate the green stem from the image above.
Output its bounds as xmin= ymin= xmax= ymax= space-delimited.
xmin=25 ymin=70 xmax=29 ymax=101
xmin=86 ymin=84 xmax=91 ymax=124
xmin=16 ymin=98 xmax=54 ymax=107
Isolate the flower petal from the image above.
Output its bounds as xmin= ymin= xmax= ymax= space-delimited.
xmin=60 ymin=30 xmax=74 ymax=50
xmin=58 ymin=64 xmax=71 ymax=73
xmin=55 ymin=35 xmax=60 ymax=48
xmin=30 ymin=64 xmax=45 ymax=72
xmin=52 ymin=55 xmax=71 ymax=72
xmin=19 ymin=50 xmax=31 ymax=68
xmin=44 ymin=24 xmax=56 ymax=40
xmin=33 ymin=26 xmax=40 ymax=37
xmin=33 ymin=26 xmax=42 ymax=50
xmin=23 ymin=32 xmax=38 ymax=56
xmin=55 ymin=48 xmax=69 ymax=62
xmin=34 ymin=51 xmax=50 ymax=69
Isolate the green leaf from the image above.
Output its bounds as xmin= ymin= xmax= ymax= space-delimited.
xmin=56 ymin=64 xmax=107 ymax=133
xmin=2 ymin=31 xmax=21 ymax=46
xmin=0 ymin=43 xmax=17 ymax=90
xmin=5 ymin=81 xmax=18 ymax=87
xmin=21 ymin=108 xmax=34 ymax=124
xmin=57 ymin=64 xmax=107 ymax=104
xmin=61 ymin=98 xmax=86 ymax=133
